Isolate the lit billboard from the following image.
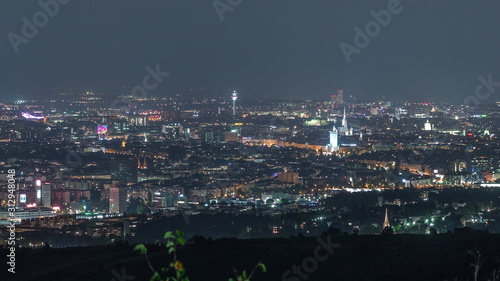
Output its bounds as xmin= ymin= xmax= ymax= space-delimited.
xmin=97 ymin=125 xmax=108 ymax=134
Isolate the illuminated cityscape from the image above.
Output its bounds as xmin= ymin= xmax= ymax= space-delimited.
xmin=2 ymin=1 xmax=500 ymax=280
xmin=1 ymin=94 xmax=499 ymax=231
xmin=1 ymin=90 xmax=500 ymax=280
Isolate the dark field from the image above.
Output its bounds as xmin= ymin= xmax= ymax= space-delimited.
xmin=3 ymin=233 xmax=500 ymax=281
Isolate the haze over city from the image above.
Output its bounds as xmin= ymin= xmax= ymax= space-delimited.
xmin=1 ymin=0 xmax=500 ymax=101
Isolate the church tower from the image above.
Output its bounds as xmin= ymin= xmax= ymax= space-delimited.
xmin=383 ymin=208 xmax=390 ymax=228
xmin=339 ymin=106 xmax=351 ymax=136
xmin=382 ymin=208 xmax=393 ymax=234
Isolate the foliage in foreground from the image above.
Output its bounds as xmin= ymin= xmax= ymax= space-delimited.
xmin=134 ymin=230 xmax=266 ymax=281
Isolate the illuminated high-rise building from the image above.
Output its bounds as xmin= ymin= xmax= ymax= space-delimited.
xmin=466 ymin=144 xmax=474 ymax=175
xmin=112 ymin=119 xmax=129 ymax=133
xmin=41 ymin=183 xmax=51 ymax=208
xmin=36 ymin=179 xmax=42 ymax=205
xmin=395 ymin=108 xmax=401 ymax=120
xmin=337 ymin=89 xmax=344 ymax=104
xmin=409 ymin=103 xmax=431 ymax=118
xmin=35 ymin=181 xmax=51 ymax=207
xmin=128 ymin=115 xmax=148 ymax=126
xmin=329 ymin=126 xmax=339 ymax=152
xmin=330 ymin=90 xmax=344 ymax=105
xmin=109 ymin=186 xmax=127 ymax=214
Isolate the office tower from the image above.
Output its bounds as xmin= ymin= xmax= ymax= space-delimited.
xmin=162 ymin=124 xmax=184 ymax=140
xmin=205 ymin=131 xmax=214 ymax=143
xmin=111 ymin=119 xmax=129 ymax=133
xmin=330 ymin=94 xmax=336 ymax=104
xmin=409 ymin=103 xmax=431 ymax=118
xmin=128 ymin=115 xmax=148 ymax=126
xmin=395 ymin=108 xmax=401 ymax=120
xmin=466 ymin=144 xmax=474 ymax=175
xmin=163 ymin=192 xmax=178 ymax=207
xmin=330 ymin=90 xmax=344 ymax=105
xmin=337 ymin=90 xmax=344 ymax=105
xmin=36 ymin=179 xmax=42 ymax=206
xmin=41 ymin=183 xmax=51 ymax=208
xmin=109 ymin=186 xmax=128 ymax=214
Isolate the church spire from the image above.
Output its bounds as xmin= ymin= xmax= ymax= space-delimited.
xmin=342 ymin=106 xmax=347 ymax=128
xmin=382 ymin=208 xmax=393 ymax=234
xmin=383 ymin=208 xmax=390 ymax=228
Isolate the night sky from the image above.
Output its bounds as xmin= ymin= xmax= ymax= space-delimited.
xmin=1 ymin=0 xmax=499 ymax=102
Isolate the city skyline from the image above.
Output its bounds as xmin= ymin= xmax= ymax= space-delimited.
xmin=2 ymin=2 xmax=500 ymax=280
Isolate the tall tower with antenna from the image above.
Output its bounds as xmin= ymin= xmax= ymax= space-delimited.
xmin=342 ymin=106 xmax=347 ymax=128
xmin=231 ymin=91 xmax=238 ymax=116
